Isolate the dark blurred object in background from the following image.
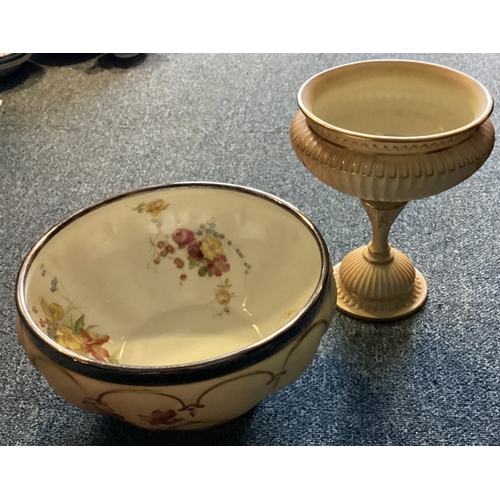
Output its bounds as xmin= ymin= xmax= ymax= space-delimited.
xmin=0 ymin=53 xmax=32 ymax=78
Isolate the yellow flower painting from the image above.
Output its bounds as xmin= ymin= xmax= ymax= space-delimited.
xmin=33 ymin=264 xmax=116 ymax=363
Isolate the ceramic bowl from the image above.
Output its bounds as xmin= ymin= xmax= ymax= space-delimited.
xmin=16 ymin=183 xmax=336 ymax=430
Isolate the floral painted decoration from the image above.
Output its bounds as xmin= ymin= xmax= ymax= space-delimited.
xmin=133 ymin=198 xmax=251 ymax=316
xmin=82 ymin=398 xmax=125 ymax=421
xmin=32 ymin=264 xmax=117 ymax=364
xmin=30 ymin=199 xmax=252 ymax=362
xmin=140 ymin=409 xmax=184 ymax=426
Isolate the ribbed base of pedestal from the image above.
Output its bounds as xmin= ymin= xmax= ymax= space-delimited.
xmin=333 ymin=262 xmax=428 ymax=321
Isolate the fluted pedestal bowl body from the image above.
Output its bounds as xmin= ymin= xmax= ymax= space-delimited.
xmin=291 ymin=60 xmax=495 ymax=320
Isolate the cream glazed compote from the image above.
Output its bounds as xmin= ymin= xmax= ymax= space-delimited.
xmin=291 ymin=60 xmax=495 ymax=320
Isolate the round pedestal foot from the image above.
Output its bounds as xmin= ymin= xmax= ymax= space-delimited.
xmin=333 ymin=258 xmax=428 ymax=321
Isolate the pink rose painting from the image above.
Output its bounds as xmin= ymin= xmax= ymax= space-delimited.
xmin=133 ymin=200 xmax=251 ymax=316
xmin=172 ymin=228 xmax=196 ymax=248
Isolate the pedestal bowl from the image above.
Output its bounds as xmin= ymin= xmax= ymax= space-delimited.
xmin=291 ymin=59 xmax=495 ymax=320
xmin=16 ymin=183 xmax=336 ymax=430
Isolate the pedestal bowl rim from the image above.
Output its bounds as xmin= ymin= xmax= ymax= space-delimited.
xmin=297 ymin=59 xmax=494 ymax=143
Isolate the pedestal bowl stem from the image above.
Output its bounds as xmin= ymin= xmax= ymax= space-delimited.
xmin=334 ymin=200 xmax=427 ymax=321
xmin=362 ymin=200 xmax=406 ymax=262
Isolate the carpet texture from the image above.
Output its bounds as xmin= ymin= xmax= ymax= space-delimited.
xmin=1 ymin=53 xmax=499 ymax=445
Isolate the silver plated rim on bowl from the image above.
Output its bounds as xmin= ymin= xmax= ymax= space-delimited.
xmin=16 ymin=182 xmax=332 ymax=385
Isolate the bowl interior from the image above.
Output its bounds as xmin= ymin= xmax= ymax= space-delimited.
xmin=299 ymin=60 xmax=492 ymax=138
xmin=22 ymin=186 xmax=324 ymax=367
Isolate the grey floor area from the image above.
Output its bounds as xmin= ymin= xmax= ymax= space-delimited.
xmin=1 ymin=53 xmax=499 ymax=446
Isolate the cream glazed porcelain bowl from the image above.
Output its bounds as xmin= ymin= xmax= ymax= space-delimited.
xmin=16 ymin=183 xmax=336 ymax=430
